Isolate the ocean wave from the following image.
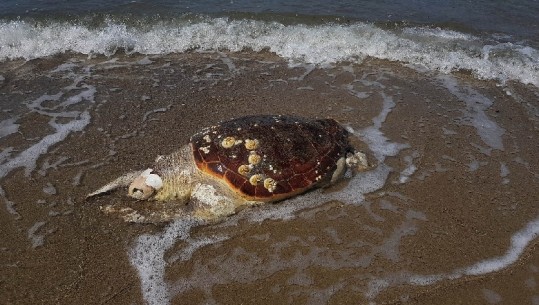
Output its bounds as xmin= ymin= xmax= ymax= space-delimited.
xmin=1 ymin=17 xmax=537 ymax=86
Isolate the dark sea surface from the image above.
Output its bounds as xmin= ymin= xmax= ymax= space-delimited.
xmin=1 ymin=1 xmax=539 ymax=305
xmin=1 ymin=0 xmax=538 ymax=40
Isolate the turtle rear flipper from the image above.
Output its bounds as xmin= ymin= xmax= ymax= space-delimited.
xmin=346 ymin=151 xmax=370 ymax=173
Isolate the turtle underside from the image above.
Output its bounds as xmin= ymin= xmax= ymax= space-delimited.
xmin=190 ymin=115 xmax=352 ymax=201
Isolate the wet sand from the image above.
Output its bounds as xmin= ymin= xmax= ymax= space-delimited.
xmin=1 ymin=52 xmax=538 ymax=304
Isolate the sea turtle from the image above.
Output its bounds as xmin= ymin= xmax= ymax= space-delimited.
xmin=88 ymin=115 xmax=369 ymax=222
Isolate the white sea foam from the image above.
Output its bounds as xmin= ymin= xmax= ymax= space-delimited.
xmin=0 ymin=186 xmax=20 ymax=218
xmin=42 ymin=183 xmax=57 ymax=195
xmin=0 ymin=19 xmax=537 ymax=86
xmin=27 ymin=221 xmax=47 ymax=249
xmin=129 ymin=218 xmax=203 ymax=305
xmin=0 ymin=63 xmax=95 ymax=180
xmin=0 ymin=112 xmax=91 ymax=177
xmin=360 ymin=93 xmax=409 ymax=162
xmin=482 ymin=288 xmax=503 ymax=304
xmin=0 ymin=117 xmax=20 ymax=139
xmin=168 ymin=235 xmax=229 ymax=263
xmin=462 ymin=215 xmax=539 ymax=276
xmin=439 ymin=75 xmax=506 ymax=151
xmin=442 ymin=127 xmax=457 ymax=135
xmin=367 ymin=213 xmax=539 ymax=299
xmin=142 ymin=107 xmax=168 ymax=122
xmin=398 ymin=152 xmax=419 ymax=184
xmin=500 ymin=162 xmax=510 ymax=184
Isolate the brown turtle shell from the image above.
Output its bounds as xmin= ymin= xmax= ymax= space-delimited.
xmin=190 ymin=115 xmax=352 ymax=201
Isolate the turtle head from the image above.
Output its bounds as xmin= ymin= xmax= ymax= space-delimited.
xmin=128 ymin=169 xmax=163 ymax=200
xmin=86 ymin=168 xmax=163 ymax=200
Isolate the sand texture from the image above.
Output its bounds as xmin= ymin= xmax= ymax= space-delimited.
xmin=1 ymin=52 xmax=538 ymax=304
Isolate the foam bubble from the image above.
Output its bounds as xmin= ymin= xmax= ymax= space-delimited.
xmin=38 ymin=156 xmax=70 ymax=176
xmin=42 ymin=183 xmax=57 ymax=195
xmin=50 ymin=62 xmax=78 ymax=73
xmin=408 ymin=274 xmax=443 ymax=286
xmin=365 ymin=279 xmax=390 ymax=300
xmin=500 ymin=162 xmax=510 ymax=184
xmin=373 ymin=92 xmax=395 ymax=128
xmin=0 ymin=186 xmax=20 ymax=219
xmin=402 ymin=27 xmax=475 ymax=41
xmin=398 ymin=154 xmax=418 ymax=184
xmin=168 ymin=235 xmax=229 ymax=263
xmin=482 ymin=288 xmax=503 ymax=304
xmin=0 ymin=118 xmax=20 ymax=139
xmin=0 ymin=147 xmax=14 ymax=164
xmin=442 ymin=127 xmax=458 ymax=135
xmin=142 ymin=107 xmax=168 ymax=122
xmin=0 ymin=64 xmax=95 ymax=253
xmin=27 ymin=221 xmax=47 ymax=249
xmin=468 ymin=160 xmax=480 ymax=172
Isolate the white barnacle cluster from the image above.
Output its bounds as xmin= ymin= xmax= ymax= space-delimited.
xmin=249 ymin=174 xmax=263 ymax=186
xmin=238 ymin=164 xmax=251 ymax=176
xmin=199 ymin=146 xmax=210 ymax=154
xmin=219 ymin=135 xmax=244 ymax=148
xmin=248 ymin=151 xmax=262 ymax=165
xmin=244 ymin=138 xmax=259 ymax=150
xmin=197 ymin=133 xmax=213 ymax=154
xmin=219 ymin=134 xmax=278 ymax=193
xmin=220 ymin=136 xmax=236 ymax=148
xmin=263 ymin=177 xmax=277 ymax=192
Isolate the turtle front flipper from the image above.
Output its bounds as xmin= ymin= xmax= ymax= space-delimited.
xmin=99 ymin=204 xmax=191 ymax=223
xmin=189 ymin=182 xmax=244 ymax=220
xmin=86 ymin=170 xmax=144 ymax=199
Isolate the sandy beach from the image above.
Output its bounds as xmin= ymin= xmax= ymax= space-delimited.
xmin=1 ymin=51 xmax=538 ymax=304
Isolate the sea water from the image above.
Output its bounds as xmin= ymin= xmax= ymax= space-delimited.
xmin=1 ymin=1 xmax=538 ymax=85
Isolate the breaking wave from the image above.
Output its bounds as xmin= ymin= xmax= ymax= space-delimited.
xmin=1 ymin=17 xmax=537 ymax=86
